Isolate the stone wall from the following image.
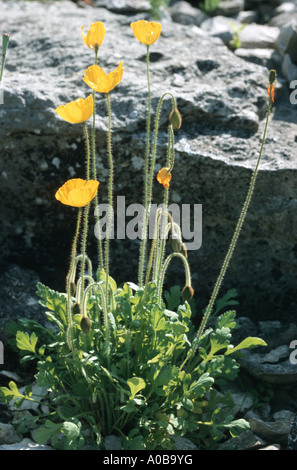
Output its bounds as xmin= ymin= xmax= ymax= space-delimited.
xmin=0 ymin=0 xmax=297 ymax=324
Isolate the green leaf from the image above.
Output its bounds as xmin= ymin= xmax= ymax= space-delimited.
xmin=208 ymin=327 xmax=231 ymax=357
xmin=16 ymin=331 xmax=38 ymax=353
xmin=0 ymin=381 xmax=22 ymax=402
xmin=216 ymin=310 xmax=237 ymax=330
xmin=188 ymin=373 xmax=214 ymax=397
xmin=214 ymin=289 xmax=239 ymax=316
xmin=36 ymin=282 xmax=67 ymax=326
xmin=127 ymin=377 xmax=146 ymax=399
xmin=164 ymin=286 xmax=182 ymax=310
xmin=97 ymin=268 xmax=117 ymax=293
xmin=224 ymin=418 xmax=250 ymax=438
xmin=62 ymin=420 xmax=81 ymax=442
xmin=34 ymin=420 xmax=63 ymax=445
xmin=225 ymin=337 xmax=267 ymax=355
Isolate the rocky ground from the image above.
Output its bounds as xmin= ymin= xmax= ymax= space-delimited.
xmin=0 ymin=0 xmax=297 ymax=450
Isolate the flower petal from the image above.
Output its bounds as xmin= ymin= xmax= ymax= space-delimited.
xmin=55 ymin=95 xmax=93 ymax=124
xmin=55 ymin=179 xmax=99 ymax=207
xmin=131 ymin=20 xmax=161 ymax=45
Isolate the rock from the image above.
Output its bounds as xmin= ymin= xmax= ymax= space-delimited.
xmin=287 ymin=414 xmax=297 ymax=449
xmin=259 ymin=444 xmax=281 ymax=449
xmin=273 ymin=410 xmax=296 ymax=421
xmin=276 ymin=21 xmax=297 ymax=62
xmin=258 ymin=321 xmax=297 ymax=350
xmin=171 ymin=435 xmax=199 ymax=450
xmin=282 ymin=53 xmax=297 ymax=81
xmin=235 ymin=10 xmax=257 ymax=23
xmin=259 ymin=344 xmax=290 ymax=363
xmin=218 ymin=429 xmax=266 ymax=450
xmin=94 ymin=0 xmax=150 ymax=13
xmin=214 ymin=0 xmax=245 ymax=16
xmin=249 ymin=417 xmax=292 ymax=446
xmin=200 ymin=15 xmax=242 ymax=42
xmin=0 ymin=0 xmax=297 ymax=326
xmin=169 ymin=1 xmax=207 ymax=26
xmin=104 ymin=434 xmax=122 ymax=450
xmin=237 ymin=23 xmax=280 ymax=48
xmin=0 ymin=265 xmax=46 ymax=331
xmin=0 ymin=437 xmax=52 ymax=450
xmin=0 ymin=422 xmax=22 ymax=445
xmin=234 ymin=47 xmax=282 ymax=68
xmin=270 ymin=11 xmax=297 ymax=28
xmin=240 ymin=350 xmax=297 ymax=384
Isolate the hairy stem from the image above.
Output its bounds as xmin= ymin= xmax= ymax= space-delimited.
xmin=66 ymin=207 xmax=82 ymax=350
xmin=138 ymin=44 xmax=152 ymax=288
xmin=105 ymin=92 xmax=113 ymax=332
xmin=91 ymin=48 xmax=104 ymax=271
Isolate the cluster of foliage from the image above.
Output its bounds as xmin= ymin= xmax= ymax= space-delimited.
xmin=2 ymin=282 xmax=265 ymax=450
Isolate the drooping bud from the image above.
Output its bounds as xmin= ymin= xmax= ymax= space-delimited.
xmin=80 ymin=316 xmax=91 ymax=334
xmin=73 ymin=302 xmax=81 ymax=315
xmin=169 ymin=231 xmax=181 ymax=253
xmin=70 ymin=282 xmax=76 ymax=296
xmin=182 ymin=285 xmax=194 ymax=302
xmin=169 ymin=105 xmax=182 ymax=130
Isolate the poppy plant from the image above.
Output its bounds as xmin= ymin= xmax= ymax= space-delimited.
xmin=157 ymin=167 xmax=172 ymax=189
xmin=55 ymin=178 xmax=99 ymax=207
xmin=83 ymin=62 xmax=124 ymax=94
xmin=81 ymin=22 xmax=106 ymax=50
xmin=130 ymin=20 xmax=161 ymax=46
xmin=55 ymin=94 xmax=94 ymax=124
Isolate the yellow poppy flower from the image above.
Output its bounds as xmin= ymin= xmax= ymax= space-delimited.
xmin=55 ymin=178 xmax=99 ymax=207
xmin=157 ymin=167 xmax=172 ymax=189
xmin=81 ymin=22 xmax=105 ymax=50
xmin=130 ymin=20 xmax=161 ymax=45
xmin=55 ymin=95 xmax=94 ymax=124
xmin=83 ymin=62 xmax=124 ymax=94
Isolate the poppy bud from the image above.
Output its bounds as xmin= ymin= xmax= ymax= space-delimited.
xmin=73 ymin=302 xmax=81 ymax=315
xmin=182 ymin=285 xmax=194 ymax=302
xmin=170 ymin=232 xmax=181 ymax=253
xmin=169 ymin=106 xmax=182 ymax=130
xmin=70 ymin=282 xmax=76 ymax=296
xmin=80 ymin=316 xmax=91 ymax=334
xmin=269 ymin=69 xmax=277 ymax=85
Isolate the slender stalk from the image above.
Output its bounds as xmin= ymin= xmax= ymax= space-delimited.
xmin=91 ymin=47 xmax=104 ymax=270
xmin=66 ymin=208 xmax=83 ymax=350
xmin=80 ymin=203 xmax=90 ymax=305
xmin=182 ymin=87 xmax=274 ymax=370
xmin=83 ymin=123 xmax=91 ymax=180
xmin=155 ymin=125 xmax=174 ymax=282
xmin=80 ymin=123 xmax=92 ymax=304
xmin=0 ymin=33 xmax=9 ymax=85
xmin=138 ymin=44 xmax=152 ymax=287
xmin=105 ymin=92 xmax=113 ymax=311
